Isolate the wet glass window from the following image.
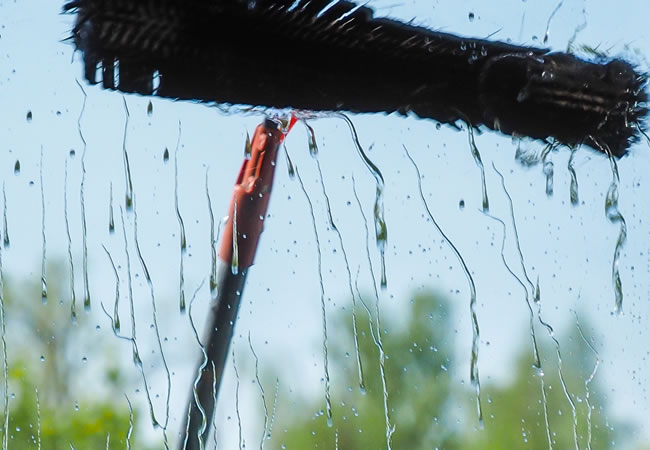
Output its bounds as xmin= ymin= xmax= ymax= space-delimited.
xmin=1 ymin=0 xmax=649 ymax=448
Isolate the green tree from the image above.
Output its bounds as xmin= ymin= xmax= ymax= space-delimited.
xmin=0 ymin=264 xmax=154 ymax=449
xmin=273 ymin=291 xmax=631 ymax=449
xmin=465 ymin=312 xmax=633 ymax=450
xmin=273 ymin=292 xmax=463 ymax=449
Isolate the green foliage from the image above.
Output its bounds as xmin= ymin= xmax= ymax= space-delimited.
xmin=6 ymin=372 xmax=134 ymax=449
xmin=0 ymin=265 xmax=154 ymax=449
xmin=273 ymin=291 xmax=630 ymax=449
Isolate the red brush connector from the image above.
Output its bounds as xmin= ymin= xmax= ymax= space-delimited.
xmin=219 ymin=118 xmax=287 ymax=270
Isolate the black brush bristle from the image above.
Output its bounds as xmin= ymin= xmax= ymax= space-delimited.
xmin=64 ymin=0 xmax=648 ymax=156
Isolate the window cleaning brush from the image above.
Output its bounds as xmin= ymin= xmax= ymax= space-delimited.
xmin=64 ymin=0 xmax=648 ymax=157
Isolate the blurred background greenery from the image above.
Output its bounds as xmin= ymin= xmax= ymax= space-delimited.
xmin=0 ymin=265 xmax=154 ymax=449
xmin=271 ymin=292 xmax=629 ymax=450
xmin=0 ymin=267 xmax=635 ymax=449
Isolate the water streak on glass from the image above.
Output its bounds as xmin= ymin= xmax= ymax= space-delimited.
xmin=541 ymin=143 xmax=554 ymax=197
xmin=232 ymin=347 xmax=244 ymax=450
xmin=231 ymin=200 xmax=239 ymax=275
xmin=211 ymin=361 xmax=218 ymax=450
xmin=174 ymin=123 xmax=187 ymax=311
xmin=109 ymin=182 xmax=115 ymax=233
xmin=467 ymin=126 xmax=489 ymax=212
xmin=543 ymin=1 xmax=565 ymax=44
xmin=206 ymin=170 xmax=218 ymax=294
xmin=566 ymin=3 xmax=588 ymax=52
xmin=351 ymin=176 xmax=393 ymax=448
xmin=304 ymin=121 xmax=318 ymax=156
xmin=636 ymin=123 xmax=650 ymax=147
xmin=534 ymin=280 xmax=580 ymax=450
xmin=2 ymin=184 xmax=8 ymax=248
xmin=120 ymin=208 xmax=162 ymax=432
xmin=283 ymin=143 xmax=295 ymax=179
xmin=64 ymin=159 xmax=77 ymax=320
xmin=568 ymin=147 xmax=579 ymax=205
xmin=496 ymin=165 xmax=577 ymax=448
xmin=296 ymin=168 xmax=333 ymax=428
xmin=182 ymin=401 xmax=193 ymax=450
xmin=483 ymin=191 xmax=551 ymax=445
xmin=315 ymin=159 xmax=366 ymax=393
xmin=268 ymin=377 xmax=280 ymax=444
xmin=77 ymin=81 xmax=91 ymax=310
xmin=0 ymin=238 xmax=7 ymax=450
xmin=187 ymin=280 xmax=208 ymax=450
xmin=133 ymin=205 xmax=172 ymax=446
xmin=125 ymin=394 xmax=134 ymax=450
xmin=102 ymin=244 xmax=121 ymax=331
xmin=605 ymin=151 xmax=626 ymax=314
xmin=491 ymin=164 xmax=551 ymax=446
xmin=248 ymin=332 xmax=269 ymax=449
xmin=403 ymin=146 xmax=483 ymax=426
xmin=338 ymin=113 xmax=387 ymax=288
xmin=122 ymin=98 xmax=134 ymax=210
xmin=514 ymin=141 xmax=543 ymax=168
xmin=492 ymin=165 xmax=543 ymax=371
xmin=35 ymin=388 xmax=41 ymax=450
xmin=575 ymin=312 xmax=601 ymax=450
xmin=590 ymin=137 xmax=627 ymax=312
xmin=39 ymin=146 xmax=47 ymax=303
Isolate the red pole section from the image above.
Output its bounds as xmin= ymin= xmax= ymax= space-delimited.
xmin=219 ymin=118 xmax=284 ymax=270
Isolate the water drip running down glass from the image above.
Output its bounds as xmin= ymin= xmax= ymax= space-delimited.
xmin=0 ymin=0 xmax=648 ymax=449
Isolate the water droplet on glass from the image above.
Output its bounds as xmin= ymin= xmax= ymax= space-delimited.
xmin=305 ymin=122 xmax=318 ymax=156
xmin=13 ymin=161 xmax=20 ymax=175
xmin=244 ymin=131 xmax=252 ymax=157
xmin=459 ymin=199 xmax=465 ymax=210
xmin=69 ymin=149 xmax=76 ymax=158
xmin=163 ymin=147 xmax=169 ymax=162
xmin=468 ymin=12 xmax=475 ymax=21
xmin=147 ymin=101 xmax=153 ymax=117
xmin=26 ymin=111 xmax=32 ymax=122
xmin=541 ymin=144 xmax=554 ymax=197
xmin=568 ymin=147 xmax=579 ymax=205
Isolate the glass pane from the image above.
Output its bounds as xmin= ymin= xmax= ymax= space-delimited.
xmin=1 ymin=0 xmax=649 ymax=448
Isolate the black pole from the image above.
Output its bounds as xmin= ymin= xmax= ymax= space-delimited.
xmin=180 ymin=263 xmax=247 ymax=449
xmin=179 ymin=119 xmax=285 ymax=449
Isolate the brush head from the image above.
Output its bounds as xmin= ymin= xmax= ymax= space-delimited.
xmin=478 ymin=53 xmax=648 ymax=157
xmin=64 ymin=0 xmax=648 ymax=156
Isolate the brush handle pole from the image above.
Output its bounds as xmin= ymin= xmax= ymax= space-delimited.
xmin=181 ymin=264 xmax=247 ymax=450
xmin=180 ymin=119 xmax=283 ymax=448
